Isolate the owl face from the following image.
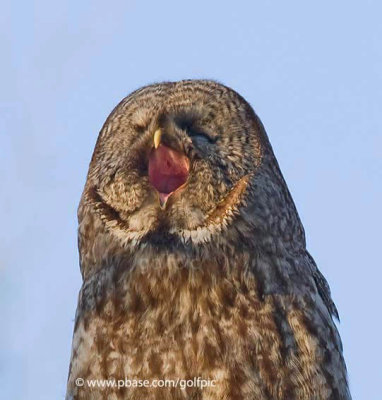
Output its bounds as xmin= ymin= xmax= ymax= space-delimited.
xmin=83 ymin=81 xmax=264 ymax=246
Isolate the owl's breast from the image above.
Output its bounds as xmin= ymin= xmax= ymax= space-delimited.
xmin=67 ymin=254 xmax=346 ymax=399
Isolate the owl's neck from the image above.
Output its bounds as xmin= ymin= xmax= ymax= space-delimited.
xmin=79 ymin=240 xmax=312 ymax=324
xmin=79 ymin=248 xmax=257 ymax=324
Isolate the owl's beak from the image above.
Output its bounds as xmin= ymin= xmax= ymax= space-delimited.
xmin=148 ymin=141 xmax=189 ymax=209
xmin=153 ymin=129 xmax=162 ymax=149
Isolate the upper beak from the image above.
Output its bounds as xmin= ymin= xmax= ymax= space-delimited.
xmin=153 ymin=129 xmax=162 ymax=149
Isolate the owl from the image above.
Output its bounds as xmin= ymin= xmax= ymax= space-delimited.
xmin=66 ymin=80 xmax=351 ymax=400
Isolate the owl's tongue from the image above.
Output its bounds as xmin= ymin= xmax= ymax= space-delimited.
xmin=148 ymin=144 xmax=189 ymax=203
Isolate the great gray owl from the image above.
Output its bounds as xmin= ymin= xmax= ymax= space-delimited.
xmin=66 ymin=80 xmax=351 ymax=400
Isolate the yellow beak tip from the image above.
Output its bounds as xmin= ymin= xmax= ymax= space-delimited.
xmin=154 ymin=129 xmax=162 ymax=149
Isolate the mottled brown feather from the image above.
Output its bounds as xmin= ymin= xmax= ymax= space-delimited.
xmin=66 ymin=80 xmax=351 ymax=400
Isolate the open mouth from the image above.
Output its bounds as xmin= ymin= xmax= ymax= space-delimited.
xmin=148 ymin=143 xmax=190 ymax=207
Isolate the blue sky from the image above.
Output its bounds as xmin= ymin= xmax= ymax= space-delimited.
xmin=1 ymin=1 xmax=381 ymax=399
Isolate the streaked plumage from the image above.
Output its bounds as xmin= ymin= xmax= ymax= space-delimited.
xmin=66 ymin=80 xmax=351 ymax=399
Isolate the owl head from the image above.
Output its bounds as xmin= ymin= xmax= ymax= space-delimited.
xmin=78 ymin=80 xmax=304 ymax=277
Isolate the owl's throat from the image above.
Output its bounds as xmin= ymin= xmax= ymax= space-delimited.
xmin=148 ymin=144 xmax=189 ymax=207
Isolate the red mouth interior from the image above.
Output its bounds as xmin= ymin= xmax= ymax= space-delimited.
xmin=148 ymin=144 xmax=189 ymax=202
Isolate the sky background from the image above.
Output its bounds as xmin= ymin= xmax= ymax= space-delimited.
xmin=1 ymin=1 xmax=381 ymax=399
